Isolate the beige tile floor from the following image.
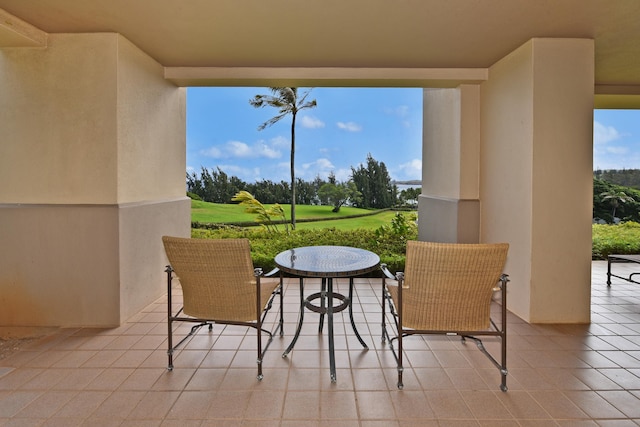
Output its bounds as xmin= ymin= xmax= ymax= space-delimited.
xmin=1 ymin=260 xmax=639 ymax=426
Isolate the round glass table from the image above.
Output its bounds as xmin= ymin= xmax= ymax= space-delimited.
xmin=274 ymin=245 xmax=380 ymax=382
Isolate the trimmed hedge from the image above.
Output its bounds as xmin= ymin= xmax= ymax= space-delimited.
xmin=592 ymin=221 xmax=640 ymax=259
xmin=191 ymin=213 xmax=417 ymax=274
xmin=191 ymin=218 xmax=639 ymax=271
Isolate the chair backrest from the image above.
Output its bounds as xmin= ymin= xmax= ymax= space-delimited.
xmin=401 ymin=240 xmax=509 ymax=331
xmin=162 ymin=236 xmax=258 ymax=321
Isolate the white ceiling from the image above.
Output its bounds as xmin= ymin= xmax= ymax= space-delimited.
xmin=1 ymin=0 xmax=640 ymax=104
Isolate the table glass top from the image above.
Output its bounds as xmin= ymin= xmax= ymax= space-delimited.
xmin=274 ymin=245 xmax=380 ymax=277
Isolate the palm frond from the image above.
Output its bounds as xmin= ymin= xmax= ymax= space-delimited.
xmin=257 ymin=112 xmax=290 ymax=130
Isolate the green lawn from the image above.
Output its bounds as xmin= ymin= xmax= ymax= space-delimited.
xmin=293 ymin=210 xmax=400 ymax=230
xmin=191 ymin=200 xmax=397 ymax=230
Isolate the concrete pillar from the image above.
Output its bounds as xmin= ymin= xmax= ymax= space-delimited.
xmin=480 ymin=39 xmax=594 ymax=323
xmin=0 ymin=33 xmax=189 ymax=327
xmin=418 ymin=85 xmax=481 ymax=243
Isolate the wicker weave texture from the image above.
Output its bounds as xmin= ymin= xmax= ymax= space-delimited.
xmin=162 ymin=236 xmax=278 ymax=322
xmin=394 ymin=241 xmax=508 ymax=331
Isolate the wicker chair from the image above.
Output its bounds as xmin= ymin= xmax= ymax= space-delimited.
xmin=162 ymin=236 xmax=283 ymax=380
xmin=381 ymin=241 xmax=510 ymax=391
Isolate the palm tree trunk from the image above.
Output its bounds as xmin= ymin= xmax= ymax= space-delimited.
xmin=290 ymin=113 xmax=296 ymax=230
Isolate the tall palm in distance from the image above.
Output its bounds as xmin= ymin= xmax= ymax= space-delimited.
xmin=600 ymin=189 xmax=634 ymax=220
xmin=250 ymin=88 xmax=317 ymax=229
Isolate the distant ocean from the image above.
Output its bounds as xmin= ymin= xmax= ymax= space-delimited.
xmin=395 ymin=183 xmax=421 ymax=191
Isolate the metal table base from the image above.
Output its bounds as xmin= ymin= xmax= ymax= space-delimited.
xmin=282 ymin=277 xmax=368 ymax=382
xmin=275 ymin=246 xmax=380 ymax=383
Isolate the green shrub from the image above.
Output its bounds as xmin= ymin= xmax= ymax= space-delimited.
xmin=194 ymin=214 xmax=640 ymax=267
xmin=592 ymin=221 xmax=640 ymax=259
xmin=191 ymin=212 xmax=418 ymax=274
xmin=187 ymin=192 xmax=202 ymax=201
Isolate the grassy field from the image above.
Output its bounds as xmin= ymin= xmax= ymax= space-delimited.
xmin=191 ymin=200 xmax=401 ymax=230
xmin=293 ymin=210 xmax=400 ymax=230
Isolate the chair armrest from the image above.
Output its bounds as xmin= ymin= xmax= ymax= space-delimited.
xmin=254 ymin=267 xmax=280 ymax=277
xmin=493 ymin=273 xmax=510 ymax=291
xmin=381 ymin=264 xmax=406 ymax=286
xmin=380 ymin=263 xmax=397 ymax=280
xmin=263 ymin=267 xmax=280 ymax=277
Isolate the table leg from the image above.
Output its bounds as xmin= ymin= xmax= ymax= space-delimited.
xmin=283 ymin=277 xmax=305 ymax=357
xmin=348 ymin=277 xmax=368 ymax=349
xmin=327 ymin=277 xmax=336 ymax=382
xmin=318 ymin=278 xmax=326 ymax=333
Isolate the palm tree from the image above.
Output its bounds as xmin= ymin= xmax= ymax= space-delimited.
xmin=600 ymin=190 xmax=634 ymax=220
xmin=250 ymin=88 xmax=316 ymax=229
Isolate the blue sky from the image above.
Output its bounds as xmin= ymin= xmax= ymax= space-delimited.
xmin=593 ymin=109 xmax=640 ymax=171
xmin=186 ymin=87 xmax=640 ymax=182
xmin=186 ymin=87 xmax=423 ymax=183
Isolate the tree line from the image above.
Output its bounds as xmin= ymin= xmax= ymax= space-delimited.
xmin=595 ymin=171 xmax=640 ymax=223
xmin=187 ymin=153 xmax=421 ymax=210
xmin=594 ymin=169 xmax=640 ymax=189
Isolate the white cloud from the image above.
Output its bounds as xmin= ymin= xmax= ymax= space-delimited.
xmin=384 ymin=105 xmax=412 ymax=128
xmin=294 ymin=158 xmax=353 ymax=182
xmin=384 ymin=105 xmax=410 ymax=117
xmin=296 ymin=158 xmax=338 ymax=180
xmin=594 ymin=121 xmax=623 ymax=145
xmin=301 ymin=115 xmax=325 ymax=129
xmin=255 ymin=143 xmax=281 ymax=159
xmin=200 ymin=146 xmax=223 ymax=158
xmin=200 ymin=140 xmax=282 ymax=159
xmin=592 ymin=120 xmax=636 ymax=170
xmin=214 ymin=164 xmax=261 ymax=182
xmin=337 ymin=121 xmax=362 ymax=132
xmin=302 ymin=158 xmax=335 ymax=171
xmin=395 ymin=158 xmax=422 ymax=181
xmin=606 ymin=146 xmax=629 ymax=155
xmin=333 ymin=168 xmax=352 ymax=182
xmin=270 ymin=136 xmax=289 ymax=147
xmin=227 ymin=141 xmax=253 ymax=157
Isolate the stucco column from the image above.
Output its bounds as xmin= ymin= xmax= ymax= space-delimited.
xmin=0 ymin=33 xmax=189 ymax=327
xmin=418 ymin=85 xmax=481 ymax=243
xmin=480 ymin=38 xmax=594 ymax=323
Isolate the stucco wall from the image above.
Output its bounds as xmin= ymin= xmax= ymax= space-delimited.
xmin=0 ymin=33 xmax=189 ymax=327
xmin=480 ymin=38 xmax=593 ymax=323
xmin=116 ymin=36 xmax=186 ymax=203
xmin=1 ymin=34 xmax=119 ymax=204
xmin=0 ymin=205 xmax=120 ymax=326
xmin=419 ymin=85 xmax=480 ymax=243
xmin=114 ymin=35 xmax=189 ymax=322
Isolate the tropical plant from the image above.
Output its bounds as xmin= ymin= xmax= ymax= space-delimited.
xmin=231 ymin=190 xmax=288 ymax=234
xmin=249 ymin=87 xmax=317 ymax=229
xmin=600 ymin=189 xmax=634 ymax=219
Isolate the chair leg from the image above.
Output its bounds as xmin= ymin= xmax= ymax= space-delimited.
xmin=397 ymin=331 xmax=404 ymax=389
xmin=381 ymin=279 xmax=387 ymax=344
xmin=381 ymin=280 xmax=404 ymax=389
xmin=166 ymin=266 xmax=174 ymax=371
xmin=167 ymin=323 xmax=174 ymax=371
xmin=256 ymin=326 xmax=263 ymax=381
xmin=279 ymin=282 xmax=285 ymax=337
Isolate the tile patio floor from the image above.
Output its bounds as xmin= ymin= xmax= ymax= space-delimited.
xmin=1 ymin=260 xmax=639 ymax=426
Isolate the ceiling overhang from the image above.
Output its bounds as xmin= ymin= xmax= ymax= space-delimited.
xmin=0 ymin=8 xmax=46 ymax=47
xmin=164 ymin=67 xmax=489 ymax=88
